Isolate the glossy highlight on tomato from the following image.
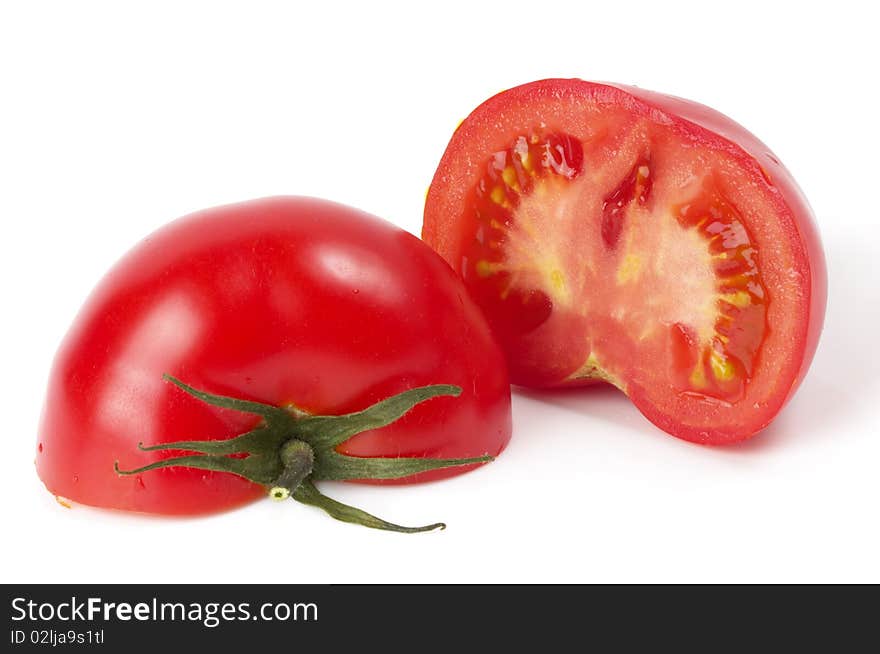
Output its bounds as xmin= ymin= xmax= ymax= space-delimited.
xmin=38 ymin=197 xmax=512 ymax=516
xmin=423 ymin=79 xmax=826 ymax=443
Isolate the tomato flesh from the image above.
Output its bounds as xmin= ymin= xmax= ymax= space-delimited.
xmin=38 ymin=197 xmax=512 ymax=514
xmin=424 ymin=80 xmax=826 ymax=443
xmin=461 ymin=129 xmax=768 ymax=405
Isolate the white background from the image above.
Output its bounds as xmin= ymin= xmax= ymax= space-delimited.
xmin=1 ymin=1 xmax=877 ymax=584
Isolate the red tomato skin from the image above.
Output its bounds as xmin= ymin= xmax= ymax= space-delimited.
xmin=37 ymin=197 xmax=512 ymax=515
xmin=424 ymin=79 xmax=826 ymax=443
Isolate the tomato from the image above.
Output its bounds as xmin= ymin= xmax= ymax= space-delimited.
xmin=423 ymin=79 xmax=826 ymax=444
xmin=37 ymin=197 xmax=511 ymax=529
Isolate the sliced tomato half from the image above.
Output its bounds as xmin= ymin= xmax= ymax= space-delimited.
xmin=423 ymin=79 xmax=826 ymax=444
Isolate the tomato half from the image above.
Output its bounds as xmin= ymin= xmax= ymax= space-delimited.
xmin=423 ymin=80 xmax=826 ymax=444
xmin=38 ymin=197 xmax=511 ymax=516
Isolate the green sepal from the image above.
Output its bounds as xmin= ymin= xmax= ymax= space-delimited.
xmin=313 ymin=451 xmax=493 ymax=481
xmin=115 ymin=452 xmax=281 ymax=485
xmin=162 ymin=374 xmax=294 ymax=421
xmin=134 ymin=425 xmax=282 ymax=456
xmin=294 ymin=384 xmax=461 ymax=449
xmin=292 ymin=479 xmax=445 ymax=534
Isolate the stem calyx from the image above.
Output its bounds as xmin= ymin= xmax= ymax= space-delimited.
xmin=115 ymin=375 xmax=492 ymax=533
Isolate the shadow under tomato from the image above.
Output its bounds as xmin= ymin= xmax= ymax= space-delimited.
xmin=514 ymin=383 xmax=647 ymax=432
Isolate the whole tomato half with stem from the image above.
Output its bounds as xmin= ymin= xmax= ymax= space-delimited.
xmin=37 ymin=197 xmax=511 ymax=532
xmin=423 ymin=79 xmax=826 ymax=444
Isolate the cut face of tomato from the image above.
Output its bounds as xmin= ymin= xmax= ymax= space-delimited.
xmin=424 ymin=80 xmax=826 ymax=443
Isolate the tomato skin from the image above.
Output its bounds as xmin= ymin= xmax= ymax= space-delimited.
xmin=423 ymin=79 xmax=826 ymax=443
xmin=37 ymin=197 xmax=511 ymax=514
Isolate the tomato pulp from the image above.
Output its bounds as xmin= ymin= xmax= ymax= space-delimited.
xmin=423 ymin=80 xmax=826 ymax=443
xmin=38 ymin=197 xmax=511 ymax=515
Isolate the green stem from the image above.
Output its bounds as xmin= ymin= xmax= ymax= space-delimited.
xmin=268 ymin=440 xmax=314 ymax=501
